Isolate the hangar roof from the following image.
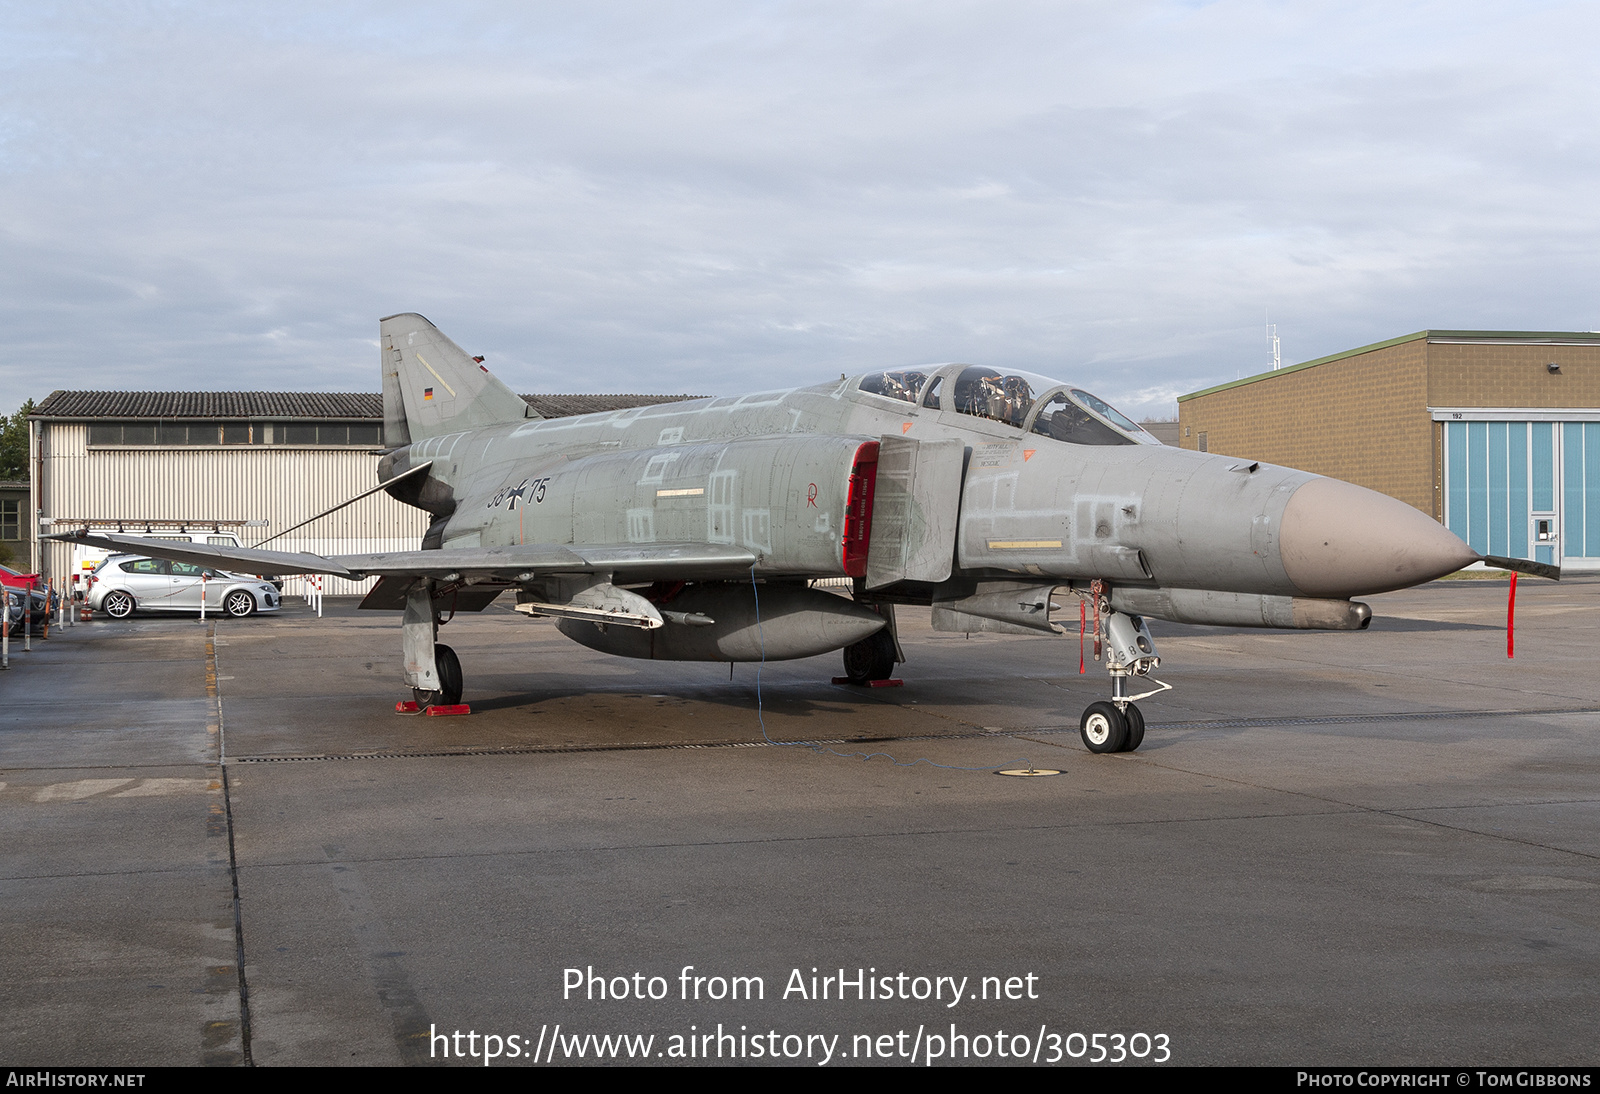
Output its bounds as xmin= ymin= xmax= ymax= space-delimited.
xmin=522 ymin=393 xmax=700 ymax=418
xmin=1178 ymin=329 xmax=1600 ymax=403
xmin=32 ymin=391 xmax=700 ymax=420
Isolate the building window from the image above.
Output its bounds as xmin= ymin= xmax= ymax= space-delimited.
xmin=87 ymin=420 xmax=382 ymax=447
xmin=274 ymin=422 xmax=382 ymax=446
xmin=0 ymin=500 xmax=18 ymax=540
xmin=1198 ymin=431 xmax=1208 ymax=453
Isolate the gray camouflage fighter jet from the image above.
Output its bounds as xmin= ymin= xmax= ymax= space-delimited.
xmin=55 ymin=313 xmax=1553 ymax=754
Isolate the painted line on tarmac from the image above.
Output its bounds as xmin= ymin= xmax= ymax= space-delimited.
xmin=206 ymin=622 xmax=253 ymax=1067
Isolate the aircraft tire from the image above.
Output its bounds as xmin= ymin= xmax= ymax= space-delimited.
xmin=435 ymin=644 xmax=463 ymax=706
xmin=414 ymin=644 xmax=464 ymax=707
xmin=1080 ymin=701 xmax=1128 ymax=754
xmin=842 ymin=628 xmax=896 ymax=684
xmin=1121 ymin=703 xmax=1145 ymax=752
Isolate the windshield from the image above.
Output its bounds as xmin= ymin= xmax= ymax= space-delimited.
xmin=1070 ymin=389 xmax=1145 ymax=434
xmin=1029 ymin=387 xmax=1150 ymax=446
xmin=1031 ymin=392 xmax=1134 ymax=446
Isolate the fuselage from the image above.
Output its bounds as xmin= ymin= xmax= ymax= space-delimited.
xmin=379 ymin=363 xmax=1477 ymax=608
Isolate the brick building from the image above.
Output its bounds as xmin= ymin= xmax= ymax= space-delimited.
xmin=1177 ymin=330 xmax=1600 ymax=571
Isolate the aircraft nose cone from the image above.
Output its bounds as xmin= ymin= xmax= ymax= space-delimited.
xmin=1280 ymin=478 xmax=1478 ymax=597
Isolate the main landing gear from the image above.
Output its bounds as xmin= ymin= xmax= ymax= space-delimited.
xmin=840 ymin=603 xmax=902 ymax=685
xmin=1076 ymin=597 xmax=1169 ymax=754
xmin=417 ymin=644 xmax=463 ymax=708
xmin=403 ymin=580 xmax=464 ymax=708
xmin=842 ymin=628 xmax=897 ymax=684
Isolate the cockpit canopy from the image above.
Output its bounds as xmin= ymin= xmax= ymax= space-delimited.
xmin=949 ymin=366 xmax=1043 ymax=427
xmin=855 ymin=365 xmax=1157 ymax=446
xmin=856 ymin=369 xmax=931 ymax=405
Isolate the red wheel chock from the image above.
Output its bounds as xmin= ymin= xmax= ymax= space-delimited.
xmin=395 ymin=700 xmax=472 ymax=715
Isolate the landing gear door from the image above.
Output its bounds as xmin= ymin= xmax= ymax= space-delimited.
xmin=865 ymin=436 xmax=965 ymax=590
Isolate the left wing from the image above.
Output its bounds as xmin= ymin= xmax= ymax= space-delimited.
xmin=49 ymin=531 xmax=759 ymax=586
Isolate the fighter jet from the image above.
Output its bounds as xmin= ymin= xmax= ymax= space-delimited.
xmin=54 ymin=313 xmax=1553 ymax=754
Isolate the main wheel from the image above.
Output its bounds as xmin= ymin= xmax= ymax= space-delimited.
xmin=224 ymin=590 xmax=255 ymax=618
xmin=103 ymin=591 xmax=135 ymax=619
xmin=413 ymin=644 xmax=464 ymax=708
xmin=435 ymin=645 xmax=463 ymax=705
xmin=1121 ymin=703 xmax=1145 ymax=752
xmin=1080 ymin=701 xmax=1128 ymax=754
xmin=842 ymin=627 xmax=896 ymax=684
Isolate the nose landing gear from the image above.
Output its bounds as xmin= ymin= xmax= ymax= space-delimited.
xmin=1075 ymin=593 xmax=1169 ymax=754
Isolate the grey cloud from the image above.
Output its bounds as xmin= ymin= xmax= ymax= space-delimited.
xmin=3 ymin=1 xmax=1598 ymax=420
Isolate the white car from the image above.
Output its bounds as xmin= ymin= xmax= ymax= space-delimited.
xmin=88 ymin=554 xmax=281 ymax=618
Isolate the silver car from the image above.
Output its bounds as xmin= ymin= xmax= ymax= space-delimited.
xmin=88 ymin=554 xmax=280 ymax=618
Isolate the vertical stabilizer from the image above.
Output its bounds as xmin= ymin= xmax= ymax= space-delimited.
xmin=380 ymin=313 xmax=539 ymax=443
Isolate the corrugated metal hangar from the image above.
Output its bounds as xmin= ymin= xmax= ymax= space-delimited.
xmin=1177 ymin=330 xmax=1600 ymax=572
xmin=29 ymin=390 xmax=693 ymax=594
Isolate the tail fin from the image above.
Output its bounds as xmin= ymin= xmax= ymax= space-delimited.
xmin=380 ymin=313 xmax=539 ymax=444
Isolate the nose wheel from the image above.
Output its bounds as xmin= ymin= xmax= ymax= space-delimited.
xmin=1074 ymin=596 xmax=1168 ymax=754
xmin=1122 ymin=701 xmax=1146 ymax=750
xmin=1080 ymin=701 xmax=1128 ymax=753
xmin=1078 ymin=699 xmax=1146 ymax=753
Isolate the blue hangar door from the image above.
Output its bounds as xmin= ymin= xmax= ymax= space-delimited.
xmin=1443 ymin=418 xmax=1600 ymax=569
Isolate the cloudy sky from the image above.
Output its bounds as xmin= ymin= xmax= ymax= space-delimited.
xmin=4 ymin=1 xmax=1597 ymax=419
